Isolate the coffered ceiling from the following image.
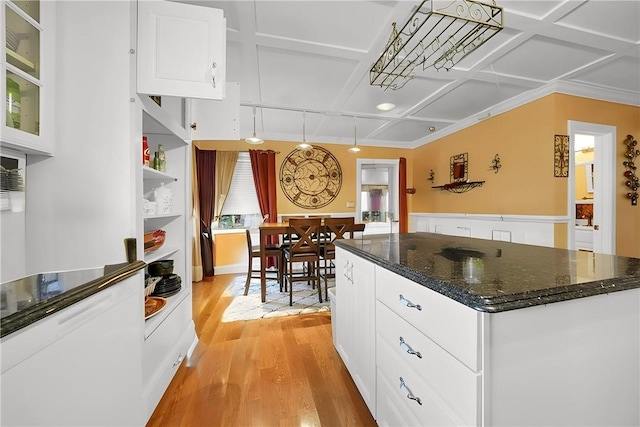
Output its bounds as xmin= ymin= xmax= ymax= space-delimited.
xmin=183 ymin=0 xmax=640 ymax=148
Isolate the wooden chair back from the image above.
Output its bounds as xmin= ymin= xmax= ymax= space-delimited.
xmin=286 ymin=218 xmax=322 ymax=256
xmin=323 ymin=217 xmax=355 ymax=249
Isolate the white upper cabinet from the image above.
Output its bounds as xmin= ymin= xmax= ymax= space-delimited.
xmin=190 ymin=82 xmax=239 ymax=140
xmin=136 ymin=1 xmax=226 ymax=100
xmin=1 ymin=0 xmax=55 ymax=155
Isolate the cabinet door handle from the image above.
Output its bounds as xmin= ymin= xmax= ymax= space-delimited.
xmin=399 ymin=294 xmax=422 ymax=311
xmin=173 ymin=353 xmax=185 ymax=367
xmin=399 ymin=377 xmax=422 ymax=405
xmin=399 ymin=336 xmax=422 ymax=359
xmin=211 ymin=62 xmax=217 ymax=88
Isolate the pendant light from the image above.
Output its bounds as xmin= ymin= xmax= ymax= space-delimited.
xmin=348 ymin=117 xmax=361 ymax=153
xmin=245 ymin=106 xmax=264 ymax=145
xmin=296 ymin=111 xmax=311 ymax=150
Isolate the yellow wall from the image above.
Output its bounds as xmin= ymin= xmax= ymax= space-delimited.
xmin=410 ymin=93 xmax=640 ymax=257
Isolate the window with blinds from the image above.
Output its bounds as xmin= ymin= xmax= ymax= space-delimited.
xmin=218 ymin=152 xmax=262 ymax=229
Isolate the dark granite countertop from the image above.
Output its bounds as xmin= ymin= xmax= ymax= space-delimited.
xmin=335 ymin=232 xmax=640 ymax=313
xmin=0 ymin=260 xmax=145 ymax=338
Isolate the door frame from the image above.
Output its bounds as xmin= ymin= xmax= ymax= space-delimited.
xmin=567 ymin=121 xmax=616 ymax=254
xmin=356 ymin=158 xmax=399 ymax=227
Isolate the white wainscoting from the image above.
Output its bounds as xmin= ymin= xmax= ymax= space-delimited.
xmin=409 ymin=213 xmax=568 ymax=248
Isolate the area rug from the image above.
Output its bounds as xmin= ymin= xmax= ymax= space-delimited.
xmin=221 ymin=274 xmax=333 ymax=322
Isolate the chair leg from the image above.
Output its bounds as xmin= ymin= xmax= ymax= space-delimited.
xmin=278 ymin=253 xmax=284 ymax=292
xmin=244 ymin=262 xmax=252 ymax=296
xmin=316 ymin=261 xmax=322 ymax=303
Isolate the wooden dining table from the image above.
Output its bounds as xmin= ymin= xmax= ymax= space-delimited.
xmin=258 ymin=221 xmax=365 ymax=303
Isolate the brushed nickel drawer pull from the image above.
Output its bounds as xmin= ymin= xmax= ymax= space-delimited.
xmin=211 ymin=62 xmax=217 ymax=88
xmin=399 ymin=377 xmax=422 ymax=405
xmin=399 ymin=336 xmax=422 ymax=359
xmin=173 ymin=353 xmax=185 ymax=367
xmin=399 ymin=294 xmax=422 ymax=311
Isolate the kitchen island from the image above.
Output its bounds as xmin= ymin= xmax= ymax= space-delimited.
xmin=334 ymin=232 xmax=640 ymax=426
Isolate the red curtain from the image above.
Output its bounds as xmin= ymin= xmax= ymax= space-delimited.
xmin=399 ymin=157 xmax=408 ymax=233
xmin=196 ymin=148 xmax=216 ymax=276
xmin=249 ymin=149 xmax=279 ymax=267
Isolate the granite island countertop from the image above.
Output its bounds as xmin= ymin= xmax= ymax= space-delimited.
xmin=0 ymin=260 xmax=145 ymax=337
xmin=335 ymin=232 xmax=640 ymax=313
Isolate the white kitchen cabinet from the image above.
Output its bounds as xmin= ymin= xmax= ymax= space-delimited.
xmin=0 ymin=274 xmax=144 ymax=427
xmin=138 ymin=91 xmax=196 ymax=424
xmin=335 ymin=248 xmax=640 ymax=426
xmin=1 ymin=0 xmax=55 ymax=155
xmin=190 ymin=82 xmax=240 ymax=140
xmin=334 ymin=246 xmax=376 ymax=417
xmin=137 ymin=0 xmax=226 ymax=100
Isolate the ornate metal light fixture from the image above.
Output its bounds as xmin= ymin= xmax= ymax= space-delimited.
xmin=370 ymin=0 xmax=504 ymax=90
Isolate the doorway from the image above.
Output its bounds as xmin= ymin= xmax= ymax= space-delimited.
xmin=356 ymin=159 xmax=399 ymax=234
xmin=568 ymin=121 xmax=616 ymax=254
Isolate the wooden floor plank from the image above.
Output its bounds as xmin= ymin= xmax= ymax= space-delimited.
xmin=146 ymin=274 xmax=376 ymax=427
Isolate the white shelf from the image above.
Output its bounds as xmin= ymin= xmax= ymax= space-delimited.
xmin=144 ymin=287 xmax=190 ymax=339
xmin=142 ymin=166 xmax=177 ymax=181
xmin=6 ymin=49 xmax=35 ymax=72
xmin=144 ymin=246 xmax=179 ymax=264
xmin=144 ymin=213 xmax=180 ymax=221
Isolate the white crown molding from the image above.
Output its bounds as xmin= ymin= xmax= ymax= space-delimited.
xmin=412 ymin=81 xmax=640 ymax=149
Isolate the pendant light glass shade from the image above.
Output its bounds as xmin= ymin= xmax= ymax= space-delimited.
xmin=296 ymin=111 xmax=311 ymax=150
xmin=245 ymin=106 xmax=264 ymax=145
xmin=348 ymin=117 xmax=361 ymax=153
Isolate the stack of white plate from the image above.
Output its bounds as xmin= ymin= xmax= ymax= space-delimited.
xmin=6 ymin=29 xmax=19 ymax=52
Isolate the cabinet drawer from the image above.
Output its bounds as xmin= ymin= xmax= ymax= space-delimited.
xmin=376 ymin=366 xmax=422 ymax=427
xmin=143 ymin=295 xmax=193 ymax=415
xmin=376 ymin=266 xmax=480 ymax=371
xmin=377 ymin=340 xmax=463 ymax=426
xmin=377 ymin=301 xmax=480 ymax=426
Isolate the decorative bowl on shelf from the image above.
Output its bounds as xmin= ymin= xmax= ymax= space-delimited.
xmin=148 ymin=259 xmax=174 ymax=276
xmin=144 ymin=229 xmax=166 ymax=253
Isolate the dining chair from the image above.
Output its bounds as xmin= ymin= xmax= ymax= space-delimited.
xmin=281 ymin=217 xmax=322 ymax=306
xmin=244 ymin=229 xmax=283 ymax=296
xmin=319 ymin=217 xmax=355 ymax=300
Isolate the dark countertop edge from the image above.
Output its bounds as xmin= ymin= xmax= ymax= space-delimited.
xmin=0 ymin=260 xmax=146 ymax=338
xmin=335 ymin=242 xmax=640 ymax=313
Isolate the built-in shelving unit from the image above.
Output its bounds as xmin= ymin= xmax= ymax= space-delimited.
xmin=138 ymin=95 xmax=195 ymax=421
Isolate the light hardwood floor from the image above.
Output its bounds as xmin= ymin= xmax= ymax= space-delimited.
xmin=147 ymin=274 xmax=376 ymax=427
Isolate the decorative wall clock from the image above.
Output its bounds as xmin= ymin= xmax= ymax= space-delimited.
xmin=279 ymin=145 xmax=342 ymax=209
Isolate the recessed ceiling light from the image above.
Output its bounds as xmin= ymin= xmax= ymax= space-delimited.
xmin=376 ymin=103 xmax=396 ymax=111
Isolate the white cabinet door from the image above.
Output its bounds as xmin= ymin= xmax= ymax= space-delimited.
xmin=1 ymin=0 xmax=55 ymax=155
xmin=137 ymin=0 xmax=226 ymax=100
xmin=334 ymin=247 xmax=377 ymax=417
xmin=349 ymin=251 xmax=376 ymax=416
xmin=334 ymin=248 xmax=351 ymax=365
xmin=0 ymin=275 xmax=144 ymax=426
xmin=190 ymin=82 xmax=240 ymax=140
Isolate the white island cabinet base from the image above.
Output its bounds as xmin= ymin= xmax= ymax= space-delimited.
xmin=334 ymin=248 xmax=640 ymax=426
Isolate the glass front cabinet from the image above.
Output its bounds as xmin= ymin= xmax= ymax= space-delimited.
xmin=2 ymin=0 xmax=54 ymax=155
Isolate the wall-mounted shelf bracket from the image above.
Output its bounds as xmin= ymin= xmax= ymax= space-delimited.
xmin=432 ymin=181 xmax=485 ymax=194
